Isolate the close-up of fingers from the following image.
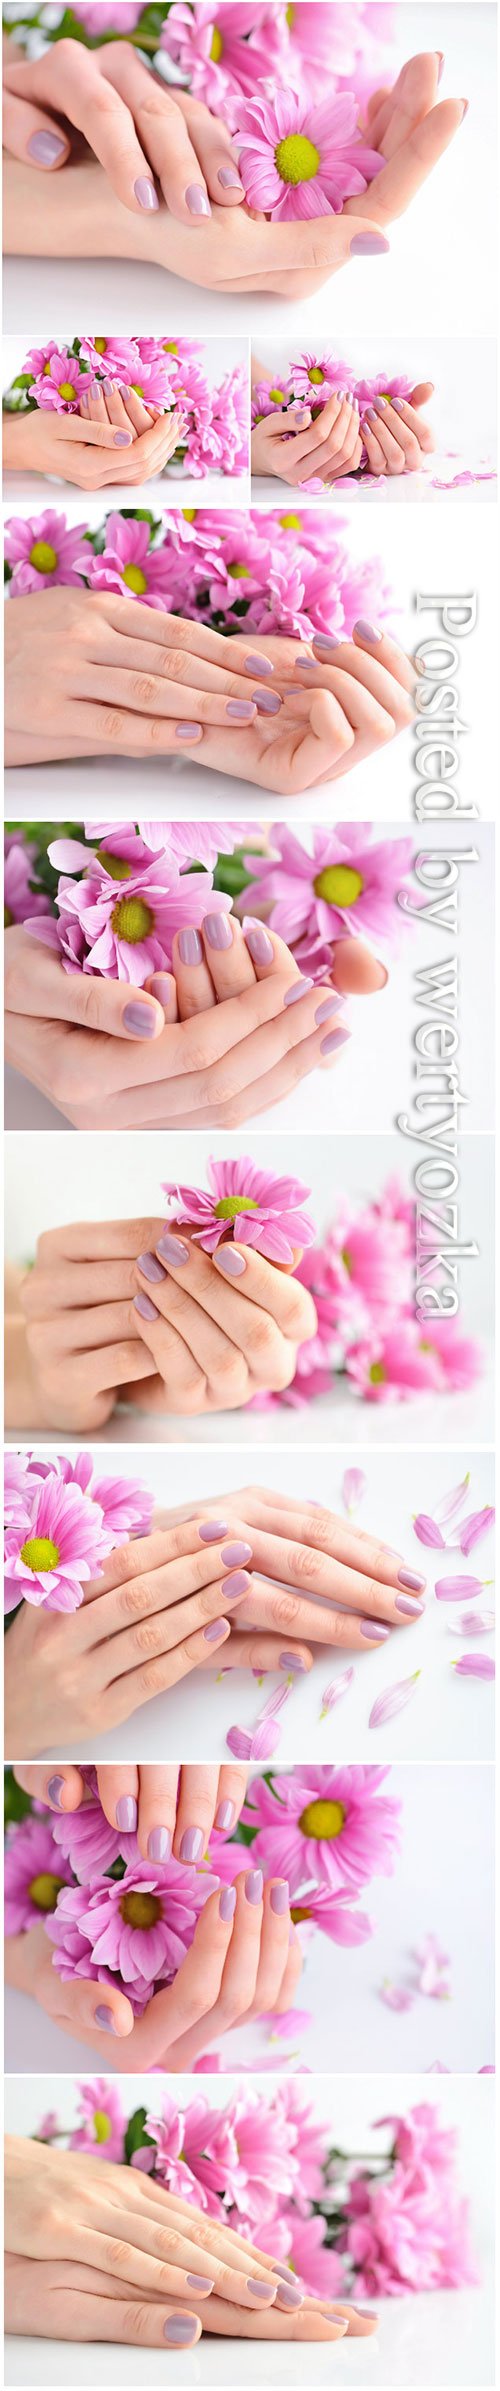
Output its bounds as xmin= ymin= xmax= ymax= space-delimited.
xmin=172 ymin=925 xmax=217 ymax=1017
xmin=134 ymin=86 xmax=213 ymax=224
xmin=200 ymin=913 xmax=257 ymax=1000
xmin=133 ymin=1265 xmax=252 ymax=1406
xmin=3 ymin=85 xmax=70 ymax=170
xmin=171 ymin=1765 xmax=221 ymax=1863
xmin=134 ymin=1767 xmax=180 ymax=1862
xmin=195 ymin=2295 xmax=349 ymax=2339
xmin=13 ymin=1764 xmax=84 ymax=1812
xmin=186 ymin=111 xmax=245 ymax=206
xmin=212 ymin=1864 xmax=265 ymax=2016
xmin=94 ymin=1765 xmax=139 ymax=1834
xmin=247 ymin=1877 xmax=292 ymax=2015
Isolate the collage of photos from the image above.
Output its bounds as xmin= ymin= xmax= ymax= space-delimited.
xmin=2 ymin=4 xmax=497 ymax=2390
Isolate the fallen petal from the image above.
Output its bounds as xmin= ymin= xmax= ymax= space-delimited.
xmin=449 ymin=1609 xmax=495 ymax=1636
xmin=320 ymin=1666 xmax=354 ymax=1719
xmin=459 ymin=1506 xmax=495 ymax=1555
xmin=369 ymin=1670 xmax=421 ymax=1729
xmin=379 ymin=1980 xmax=414 ymax=2012
xmin=342 ymin=1468 xmax=366 ymax=1514
xmin=435 ymin=1575 xmax=486 ymax=1601
xmin=451 ymin=1654 xmax=495 ymax=1681
xmin=413 ymin=1514 xmax=446 ymax=1548
xmin=434 ymin=1471 xmax=470 ymax=1525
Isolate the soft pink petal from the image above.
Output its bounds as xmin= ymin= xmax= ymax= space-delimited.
xmin=369 ymin=1671 xmax=422 ymax=1730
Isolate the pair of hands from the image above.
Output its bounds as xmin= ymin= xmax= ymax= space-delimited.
xmin=4 ymin=593 xmax=416 ymax=788
xmin=252 ymin=386 xmax=435 ymax=488
xmin=3 ymin=42 xmax=466 ymax=298
xmin=5 ymin=1491 xmax=426 ymax=1755
xmin=6 ymin=2142 xmax=376 ymax=2346
xmin=3 ymin=379 xmax=182 ymax=492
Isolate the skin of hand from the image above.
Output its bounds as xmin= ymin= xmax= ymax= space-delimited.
xmin=252 ymin=394 xmax=363 ymax=487
xmin=3 ymin=50 xmax=466 ymax=297
xmin=176 ymin=1485 xmax=428 ymax=1652
xmin=359 ymin=383 xmax=436 ymax=477
xmin=3 ymin=395 xmax=183 ymax=490
xmin=4 ymin=590 xmax=417 ymax=792
xmin=13 ymin=1761 xmax=249 ymax=1853
xmin=5 ymin=916 xmax=352 ymax=1130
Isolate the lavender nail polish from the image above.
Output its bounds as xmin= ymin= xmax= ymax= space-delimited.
xmin=226 ymin=699 xmax=256 ymax=720
xmin=134 ymin=176 xmax=159 ymax=210
xmin=199 ymin=1521 xmax=229 ymax=1542
xmin=294 ymin=408 xmax=311 ymax=427
xmin=270 ymin=1882 xmax=289 ymax=1914
xmin=374 ymin=396 xmax=388 ymax=413
xmin=360 ymin=1620 xmax=390 ymax=1641
xmin=223 ymin=1541 xmax=252 ymax=1566
xmin=398 ymin=1568 xmax=426 ymax=1591
xmin=28 ymin=129 xmax=66 ymax=163
xmin=321 ymin=1027 xmax=351 ymax=1055
xmin=179 ymin=926 xmax=202 ymax=966
xmin=47 ymin=1776 xmax=65 ymax=1807
xmin=315 ymin=994 xmax=342 ymax=1024
xmin=223 ymin=1570 xmax=250 ymax=1601
xmin=187 ymin=2273 xmax=214 ymax=2291
xmin=248 ymin=2281 xmax=275 ymax=2301
xmin=148 ymin=1827 xmax=171 ymax=1861
xmin=350 ymin=231 xmax=389 ymax=255
xmin=163 ymin=2316 xmax=197 ymax=2344
xmin=149 ymin=974 xmax=172 ymax=1007
xmin=219 ymin=1883 xmax=237 ymax=1920
xmin=204 ymin=1616 xmax=229 ymax=1641
xmin=279 ymin=1651 xmax=307 ymax=1672
xmin=137 ymin=1251 xmax=166 ymax=1283
xmin=80 ymin=393 xmax=89 ymax=414
xmin=134 ymin=1291 xmax=159 ymax=1321
xmin=283 ymin=978 xmax=314 ymax=1006
xmin=123 ymin=1002 xmax=157 ymax=1037
xmin=90 ymin=382 xmax=101 ymax=399
xmin=116 ymin=1795 xmax=138 ymax=1831
xmin=95 ymin=2004 xmax=118 ymax=2032
xmin=392 ymin=398 xmax=408 ymax=414
xmin=218 ymin=165 xmax=243 ymax=189
xmin=114 ymin=430 xmax=133 ymax=446
xmin=246 ymin=1869 xmax=263 ymax=1903
xmin=244 ymin=921 xmax=274 ymax=965
xmin=312 ymin=632 xmax=342 ymax=655
xmin=274 ymin=2266 xmax=296 ymax=2282
xmin=277 ymin=2284 xmax=303 ymax=2308
xmin=354 ymin=618 xmax=382 ymax=643
xmin=186 ymin=183 xmax=211 ymax=214
xmin=395 ymin=1593 xmax=424 ymax=1617
xmin=215 ymin=1799 xmax=235 ymax=1831
xmin=214 ymin=1246 xmax=247 ymax=1276
xmin=156 ymin=1230 xmax=190 ymax=1265
xmin=251 ymin=688 xmax=282 ymax=713
xmin=180 ymin=1825 xmax=203 ymax=1863
xmin=244 ymin=653 xmax=274 ymax=676
xmin=203 ymin=911 xmax=233 ymax=949
xmin=175 ymin=721 xmax=201 ymax=740
xmin=294 ymin=654 xmax=316 ymax=670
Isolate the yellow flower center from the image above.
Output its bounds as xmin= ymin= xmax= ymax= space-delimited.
xmin=269 ymin=386 xmax=286 ymax=403
xmin=131 ymin=384 xmax=145 ymax=398
xmin=290 ymin=1904 xmax=311 ymax=1923
xmin=97 ymin=851 xmax=132 ymax=881
xmin=369 ymin=1361 xmax=386 ymax=1384
xmin=20 ymin=1536 xmax=60 ymax=1572
xmin=122 ymin=562 xmax=148 ymax=595
xmin=4 ymin=906 xmax=13 ymax=929
xmin=182 ymin=509 xmax=197 ymax=521
xmin=120 ymin=1891 xmax=163 ymax=1929
xmin=275 ymin=134 xmax=320 ymax=187
xmin=279 ymin=512 xmax=302 ymax=529
xmin=94 ymin=339 xmax=107 ymax=354
xmin=58 ymin=382 xmax=76 ymax=402
xmin=308 ymin=367 xmax=325 ymax=384
xmin=313 ymin=865 xmax=364 ymax=907
xmin=286 ymin=2 xmax=295 ymax=22
xmin=29 ymin=541 xmax=57 ymax=574
xmin=227 ymin=562 xmax=250 ymax=578
xmin=43 ymin=361 xmax=52 ymax=375
xmin=210 ymin=23 xmax=223 ymax=60
xmin=299 ymin=1799 xmax=346 ymax=1840
xmin=92 ymin=2111 xmax=112 ymax=2142
xmin=111 ymin=897 xmax=154 ymax=945
xmin=163 ymin=342 xmax=179 ymax=354
xmin=28 ymin=1872 xmax=65 ymax=1913
xmin=214 ymin=1196 xmax=259 ymax=1220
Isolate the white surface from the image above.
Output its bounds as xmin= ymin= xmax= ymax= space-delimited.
xmin=2 ymin=330 xmax=250 ymax=502
xmin=5 ymin=820 xmax=494 ymax=1137
xmin=4 ymin=2072 xmax=495 ymax=2388
xmin=251 ymin=337 xmax=497 ymax=505
xmin=5 ymin=1765 xmax=494 ymax=2074
xmin=2 ymin=7 xmax=496 ymax=345
xmin=7 ymin=1442 xmax=495 ymax=1767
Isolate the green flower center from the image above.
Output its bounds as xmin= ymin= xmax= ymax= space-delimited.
xmin=111 ymin=897 xmax=154 ymax=945
xmin=20 ymin=1536 xmax=60 ymax=1572
xmin=308 ymin=367 xmax=325 ymax=384
xmin=92 ymin=2110 xmax=112 ymax=2142
xmin=214 ymin=1196 xmax=259 ymax=1220
xmin=369 ymin=1361 xmax=386 ymax=1384
xmin=269 ymin=386 xmax=286 ymax=403
xmin=313 ymin=865 xmax=364 ymax=907
xmin=227 ymin=562 xmax=250 ymax=578
xmin=122 ymin=562 xmax=148 ymax=595
xmin=58 ymin=382 xmax=76 ymax=402
xmin=275 ymin=133 xmax=320 ymax=187
xmin=29 ymin=541 xmax=57 ymax=574
xmin=131 ymin=384 xmax=145 ymax=398
xmin=120 ymin=1891 xmax=163 ymax=1929
xmin=299 ymin=1799 xmax=346 ymax=1840
xmin=28 ymin=1872 xmax=65 ymax=1913
xmin=97 ymin=851 xmax=132 ymax=881
xmin=210 ymin=23 xmax=223 ymax=59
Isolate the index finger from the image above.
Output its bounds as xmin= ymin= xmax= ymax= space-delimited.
xmin=149 ymin=1228 xmax=317 ymax=1343
xmin=36 ymin=1216 xmax=166 ymax=1266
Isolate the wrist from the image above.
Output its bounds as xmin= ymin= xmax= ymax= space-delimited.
xmin=2 ymin=413 xmax=34 ymax=469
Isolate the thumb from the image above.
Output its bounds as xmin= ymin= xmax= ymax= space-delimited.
xmin=48 ymin=1968 xmax=135 ymax=2043
xmin=267 ymin=404 xmax=312 ymax=434
xmin=409 ymin=381 xmax=434 ymax=406
xmin=2 ymin=86 xmax=70 ymax=170
xmin=60 ymin=417 xmax=135 ymax=451
xmin=13 ymin=1764 xmax=85 ymax=1811
xmin=11 ymin=930 xmax=166 ymax=1041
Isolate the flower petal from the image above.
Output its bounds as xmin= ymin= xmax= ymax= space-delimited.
xmin=342 ymin=1468 xmax=366 ymax=1514
xmin=451 ymin=1654 xmax=495 ymax=1681
xmin=369 ymin=1671 xmax=421 ymax=1729
xmin=458 ymin=1506 xmax=495 ymax=1555
xmin=435 ymin=1575 xmax=486 ymax=1602
xmin=413 ymin=1514 xmax=446 ymax=1548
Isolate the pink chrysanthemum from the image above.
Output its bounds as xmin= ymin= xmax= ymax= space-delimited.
xmin=79 ymin=335 xmax=142 ymax=381
xmin=22 ymin=341 xmax=61 ymax=383
xmin=145 ymin=2094 xmax=233 ymax=2215
xmin=279 ymin=2205 xmax=345 ymax=2297
xmin=346 ymin=1317 xmax=482 ymax=1402
xmin=5 ymin=1814 xmax=72 ymax=1935
xmin=48 ymin=1858 xmax=218 ymax=2012
xmin=49 ymin=852 xmax=230 ymax=988
xmin=244 ymin=824 xmax=414 ymax=962
xmin=234 ymin=88 xmax=382 ymax=221
xmin=29 ymin=351 xmax=89 ymax=414
xmin=289 ymin=351 xmax=352 ymax=399
xmin=355 ymin=371 xmax=414 ymax=409
xmin=4 ymin=834 xmax=52 ymax=928
xmin=163 ymin=1153 xmax=315 ymax=1265
xmin=52 ymin=1791 xmax=139 ymax=1883
xmin=5 ymin=510 xmax=90 ymax=595
xmin=4 ymin=1472 xmax=113 ymax=1615
xmin=87 ymin=513 xmax=179 ymax=610
xmin=160 ymin=3 xmax=284 ymax=117
xmin=4 ymin=1452 xmax=33 ymax=1533
xmin=26 ymin=1451 xmax=153 ymax=1542
xmin=71 ymin=4 xmax=143 ymax=30
xmin=241 ymin=1767 xmax=401 ymax=1897
xmin=69 ymin=2076 xmax=125 ymax=2162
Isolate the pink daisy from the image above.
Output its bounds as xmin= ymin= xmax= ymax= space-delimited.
xmin=162 ymin=1153 xmax=315 ymax=1265
xmin=78 ymin=335 xmax=142 ymax=381
xmin=145 ymin=2095 xmax=233 ymax=2216
xmin=233 ymin=89 xmax=382 ymax=221
xmin=244 ymin=825 xmax=414 ymax=959
xmin=346 ymin=1317 xmax=482 ymax=1401
xmin=4 ymin=1473 xmax=113 ymax=1615
xmin=48 ymin=1858 xmax=218 ymax=2011
xmin=5 ymin=1814 xmax=72 ymax=1935
xmin=21 ymin=341 xmax=63 ymax=382
xmin=241 ymin=1767 xmax=401 ymax=1896
xmin=30 ymin=352 xmax=89 ymax=415
xmin=4 ymin=835 xmax=52 ymax=928
xmin=356 ymin=371 xmax=414 ymax=409
xmin=71 ymin=4 xmax=143 ymax=30
xmin=160 ymin=3 xmax=284 ymax=117
xmin=29 ymin=1450 xmax=154 ymax=1542
xmin=69 ymin=2076 xmax=125 ymax=2162
xmin=52 ymin=1791 xmax=139 ymax=1883
xmin=279 ymin=2206 xmax=345 ymax=2299
xmin=87 ymin=514 xmax=178 ymax=611
xmin=289 ymin=351 xmax=352 ymax=398
xmin=52 ymin=854 xmax=230 ymax=988
xmin=4 ymin=1452 xmax=33 ymax=1533
xmin=5 ymin=510 xmax=90 ymax=595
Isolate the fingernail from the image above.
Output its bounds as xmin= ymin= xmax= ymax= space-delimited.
xmin=80 ymin=392 xmax=89 ymax=414
xmin=374 ymin=396 xmax=388 ymax=414
xmin=178 ymin=926 xmax=203 ymax=964
xmin=321 ymin=1026 xmax=351 ymax=1055
xmin=135 ymin=176 xmax=159 ymax=210
xmin=175 ymin=721 xmax=202 ymax=740
xmin=47 ymin=1775 xmax=65 ymax=1807
xmin=350 ymin=231 xmax=389 ymax=255
xmin=223 ymin=1541 xmax=252 ymax=1566
xmin=315 ymin=994 xmax=342 ymax=1024
xmin=365 ymin=409 xmax=379 ymax=425
xmin=244 ymin=921 xmax=274 ymax=965
xmin=116 ymin=1796 xmax=138 ymax=1831
xmin=437 ymin=52 xmax=445 ymax=80
xmin=395 ymin=1594 xmax=424 ymax=1617
xmin=222 ymin=1570 xmax=251 ymax=1601
xmin=137 ymin=1251 xmax=166 ymax=1283
xmin=274 ymin=2266 xmax=296 ymax=2282
xmin=246 ymin=1869 xmax=263 ymax=1903
xmin=354 ymin=618 xmax=382 ymax=643
xmin=186 ymin=2274 xmax=215 ymax=2292
xmin=101 ymin=378 xmax=115 ymax=393
xmin=277 ymin=2284 xmax=303 ymax=2308
xmin=156 ymin=1230 xmax=190 ymax=1265
xmin=248 ymin=2281 xmax=276 ymax=2301
xmin=199 ymin=1521 xmax=229 ymax=1542
xmin=270 ymin=1882 xmax=289 ymax=1914
xmin=180 ymin=1826 xmax=204 ymax=1863
xmin=148 ymin=1827 xmax=171 ymax=1861
xmin=94 ymin=2004 xmax=118 ymax=2032
xmin=283 ymin=978 xmax=314 ymax=1006
xmin=251 ymin=688 xmax=282 ymax=713
xmin=134 ymin=1291 xmax=159 ymax=1321
xmin=294 ymin=654 xmax=316 ymax=670
xmin=356 ymin=2307 xmax=378 ymax=2319
xmin=325 ymin=2312 xmax=350 ymax=2326
xmin=294 ymin=408 xmax=311 ymax=426
xmin=114 ymin=430 xmax=133 ymax=446
xmin=280 ymin=1651 xmax=307 ymax=1671
xmin=459 ymin=98 xmax=469 ymax=117
xmin=123 ymin=1002 xmax=157 ymax=1037
xmin=244 ymin=654 xmax=274 ymax=676
xmin=27 ymin=130 xmax=66 ymax=163
xmin=312 ymin=632 xmax=341 ymax=655
xmin=214 ymin=1245 xmax=247 ymax=1276
xmin=360 ymin=1620 xmax=390 ymax=1641
xmin=204 ymin=1616 xmax=229 ymax=1641
xmin=163 ymin=2316 xmax=198 ymax=2344
xmin=219 ymin=1883 xmax=237 ymax=1920
xmin=203 ymin=911 xmax=233 ymax=949
xmin=391 ymin=398 xmax=407 ymax=415
xmin=186 ymin=184 xmax=211 ymax=214
xmin=226 ymin=699 xmax=256 ymax=720
xmin=398 ymin=1568 xmax=426 ymax=1591
xmin=215 ymin=1799 xmax=235 ymax=1831
xmin=90 ymin=382 xmax=101 ymax=399
xmin=149 ymin=974 xmax=173 ymax=1007
xmin=218 ymin=165 xmax=243 ymax=189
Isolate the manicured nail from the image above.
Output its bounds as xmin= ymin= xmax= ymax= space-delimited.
xmin=280 ymin=1651 xmax=307 ymax=1672
xmin=203 ymin=911 xmax=233 ymax=949
xmin=321 ymin=1026 xmax=351 ymax=1055
xmin=214 ymin=1245 xmax=247 ymax=1276
xmin=80 ymin=392 xmax=89 ymax=414
xmin=350 ymin=231 xmax=389 ymax=255
xmin=277 ymin=2283 xmax=303 ymax=2308
xmin=215 ymin=1799 xmax=235 ymax=1831
xmin=175 ymin=721 xmax=202 ymax=740
xmin=248 ymin=2281 xmax=276 ymax=2301
xmin=294 ymin=654 xmax=317 ymax=670
xmin=204 ymin=1616 xmax=229 ymax=1641
xmin=354 ymin=618 xmax=382 ymax=643
xmin=226 ymin=699 xmax=256 ymax=720
xmin=219 ymin=1883 xmax=237 ymax=1921
xmin=123 ymin=1001 xmax=157 ymax=1037
xmin=223 ymin=1541 xmax=252 ymax=1566
xmin=218 ymin=165 xmax=243 ymax=189
xmin=283 ymin=978 xmax=314 ymax=1006
xmin=180 ymin=1826 xmax=204 ymax=1863
xmin=178 ymin=926 xmax=203 ymax=964
xmin=398 ymin=1568 xmax=426 ymax=1591
xmin=163 ymin=2316 xmax=198 ymax=2344
xmin=244 ymin=653 xmax=273 ymax=676
xmin=391 ymin=398 xmax=408 ymax=415
xmin=187 ymin=2273 xmax=214 ymax=2292
xmin=222 ymin=1570 xmax=251 ymax=1601
xmin=114 ymin=430 xmax=133 ymax=446
xmin=134 ymin=1291 xmax=159 ymax=1321
xmin=47 ymin=1775 xmax=65 ymax=1807
xmin=274 ymin=2266 xmax=296 ymax=2282
xmin=356 ymin=2307 xmax=378 ymax=2319
xmin=325 ymin=2312 xmax=350 ymax=2325
xmin=270 ymin=1882 xmax=289 ymax=1914
xmin=365 ymin=409 xmax=379 ymax=425
xmin=437 ymin=52 xmax=445 ymax=80
xmin=246 ymin=1869 xmax=263 ymax=1903
xmin=90 ymin=382 xmax=101 ymax=398
xmin=199 ymin=1521 xmax=229 ymax=1541
xmin=294 ymin=408 xmax=311 ymax=427
xmin=251 ymin=688 xmax=281 ymax=713
xmin=148 ymin=1827 xmax=171 ymax=1861
xmin=156 ymin=1230 xmax=190 ymax=1265
xmin=94 ymin=2004 xmax=118 ymax=2032
xmin=315 ymin=994 xmax=342 ymax=1024
xmin=116 ymin=1795 xmax=137 ymax=1831
xmin=28 ymin=130 xmax=66 ymax=163
xmin=186 ymin=183 xmax=211 ymax=214
xmin=360 ymin=1620 xmax=390 ymax=1641
xmin=244 ymin=921 xmax=274 ymax=965
xmin=137 ymin=1251 xmax=166 ymax=1283
xmin=135 ymin=176 xmax=159 ymax=210
xmin=149 ymin=974 xmax=173 ymax=1008
xmin=395 ymin=1594 xmax=424 ymax=1617
xmin=374 ymin=396 xmax=388 ymax=414
xmin=312 ymin=632 xmax=341 ymax=655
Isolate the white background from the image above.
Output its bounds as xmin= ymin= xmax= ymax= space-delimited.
xmin=5 ymin=820 xmax=494 ymax=1137
xmin=2 ymin=331 xmax=251 ymax=507
xmin=251 ymin=336 xmax=497 ymax=504
xmin=4 ymin=498 xmax=496 ymax=821
xmin=5 ymin=1764 xmax=494 ymax=2075
xmin=3 ymin=6 xmax=496 ymax=348
xmin=4 ymin=2071 xmax=495 ymax=2388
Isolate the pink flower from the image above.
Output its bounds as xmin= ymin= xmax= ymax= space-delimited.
xmin=87 ymin=513 xmax=179 ymax=610
xmin=346 ymin=1317 xmax=482 ymax=1401
xmin=289 ymin=350 xmax=351 ymax=399
xmin=22 ymin=341 xmax=61 ymax=384
xmin=79 ymin=336 xmax=142 ymax=381
xmin=4 ymin=1473 xmax=114 ymax=1615
xmin=241 ymin=1766 xmax=401 ymax=1896
xmin=280 ymin=2206 xmax=345 ymax=2297
xmin=162 ymin=1153 xmax=315 ymax=1265
xmin=52 ymin=1791 xmax=138 ymax=1884
xmin=4 ymin=1452 xmax=33 ymax=1533
xmin=29 ymin=351 xmax=89 ymax=414
xmin=412 ymin=1934 xmax=451 ymax=2000
xmin=28 ymin=1450 xmax=153 ymax=1543
xmin=319 ymin=1667 xmax=354 ymax=1721
xmin=291 ymin=1884 xmax=372 ymax=1945
xmin=233 ymin=88 xmax=382 ymax=221
xmin=5 ymin=1814 xmax=72 ymax=1935
xmin=160 ymin=3 xmax=283 ymax=117
xmin=48 ymin=1858 xmax=217 ymax=2012
xmin=145 ymin=2094 xmax=223 ymax=2214
xmin=452 ymin=1654 xmax=495 ymax=1681
xmin=244 ymin=824 xmax=414 ymax=960
xmin=356 ymin=371 xmax=413 ymax=409
xmin=69 ymin=2077 xmax=125 ymax=2162
xmin=5 ymin=510 xmax=90 ymax=595
xmin=4 ymin=835 xmax=52 ymax=928
xmin=345 ymin=2148 xmax=478 ymax=2294
xmin=71 ymin=4 xmax=143 ymax=30
xmin=51 ymin=853 xmax=230 ymax=988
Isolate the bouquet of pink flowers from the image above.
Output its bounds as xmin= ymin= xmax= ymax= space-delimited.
xmin=252 ymin=354 xmax=415 ymax=463
xmin=4 ymin=338 xmax=248 ymax=482
xmin=4 ymin=505 xmax=393 ymax=640
xmin=4 ymin=1451 xmax=153 ymax=1617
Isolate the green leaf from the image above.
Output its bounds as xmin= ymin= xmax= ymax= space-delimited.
xmin=4 ymin=1767 xmax=34 ymax=1828
xmin=124 ymin=2107 xmax=155 ymax=2165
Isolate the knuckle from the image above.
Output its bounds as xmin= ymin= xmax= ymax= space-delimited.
xmin=272 ymin=1589 xmax=301 ymax=1629
xmin=119 ymin=1577 xmax=153 ymax=1621
xmin=285 ymin=1539 xmax=323 ymax=1587
xmin=121 ymin=2303 xmax=152 ymax=2341
xmin=132 ymin=672 xmax=158 ymax=709
xmin=163 ymin=645 xmax=189 ymax=685
xmin=269 ymin=1342 xmax=297 ymax=1391
xmin=132 ymin=1616 xmax=163 ymax=1657
xmin=137 ymin=1661 xmax=166 ymax=1697
xmin=145 ymin=713 xmax=164 ymax=749
xmin=102 ymin=707 xmax=127 ymax=745
xmin=106 ymin=2236 xmax=129 ymax=2276
xmin=245 ymin=1316 xmax=277 ymax=1367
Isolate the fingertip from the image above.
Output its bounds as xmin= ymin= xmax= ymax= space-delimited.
xmin=122 ymin=996 xmax=164 ymax=1040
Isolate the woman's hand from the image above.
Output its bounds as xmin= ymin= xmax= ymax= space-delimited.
xmin=5 ymin=590 xmax=416 ymax=790
xmin=3 ymin=392 xmax=182 ymax=491
xmin=180 ymin=1482 xmax=427 ymax=1655
xmin=252 ymin=395 xmax=363 ymax=488
xmin=13 ymin=1761 xmax=249 ymax=1853
xmin=3 ymin=39 xmax=246 ymax=221
xmin=360 ymin=384 xmax=436 ymax=478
